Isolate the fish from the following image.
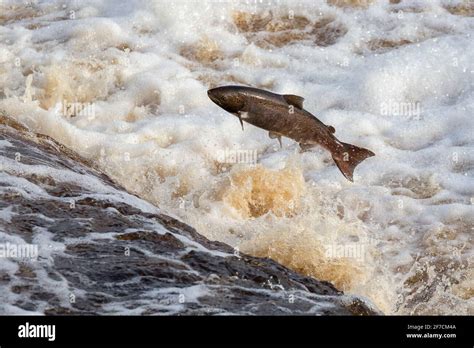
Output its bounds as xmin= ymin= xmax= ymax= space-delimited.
xmin=207 ymin=85 xmax=375 ymax=181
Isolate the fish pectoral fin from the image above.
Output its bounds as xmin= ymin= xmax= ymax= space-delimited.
xmin=327 ymin=125 xmax=335 ymax=133
xmin=283 ymin=94 xmax=304 ymax=109
xmin=299 ymin=143 xmax=316 ymax=152
xmin=268 ymin=131 xmax=283 ymax=148
xmin=237 ymin=112 xmax=245 ymax=131
xmin=268 ymin=131 xmax=280 ymax=139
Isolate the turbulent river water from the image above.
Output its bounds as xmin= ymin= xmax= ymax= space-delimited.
xmin=0 ymin=116 xmax=380 ymax=314
xmin=0 ymin=0 xmax=473 ymax=314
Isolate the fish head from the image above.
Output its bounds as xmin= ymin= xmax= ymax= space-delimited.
xmin=208 ymin=86 xmax=246 ymax=114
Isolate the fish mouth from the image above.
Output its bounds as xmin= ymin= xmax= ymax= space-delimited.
xmin=207 ymin=89 xmax=215 ymax=100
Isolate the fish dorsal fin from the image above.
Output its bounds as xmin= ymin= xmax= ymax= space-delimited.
xmin=327 ymin=125 xmax=335 ymax=133
xmin=283 ymin=94 xmax=304 ymax=109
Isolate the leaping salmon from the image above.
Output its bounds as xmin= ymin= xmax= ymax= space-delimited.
xmin=207 ymin=85 xmax=374 ymax=181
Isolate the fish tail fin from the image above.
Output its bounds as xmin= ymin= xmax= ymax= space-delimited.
xmin=332 ymin=142 xmax=375 ymax=182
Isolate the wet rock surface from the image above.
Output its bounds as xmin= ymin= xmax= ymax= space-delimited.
xmin=0 ymin=119 xmax=379 ymax=315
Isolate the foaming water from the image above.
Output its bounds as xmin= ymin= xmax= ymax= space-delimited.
xmin=1 ymin=0 xmax=473 ymax=314
xmin=220 ymin=164 xmax=306 ymax=218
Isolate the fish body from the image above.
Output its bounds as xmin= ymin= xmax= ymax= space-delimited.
xmin=208 ymin=85 xmax=374 ymax=181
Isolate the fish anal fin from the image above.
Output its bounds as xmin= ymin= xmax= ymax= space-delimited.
xmin=283 ymin=94 xmax=304 ymax=109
